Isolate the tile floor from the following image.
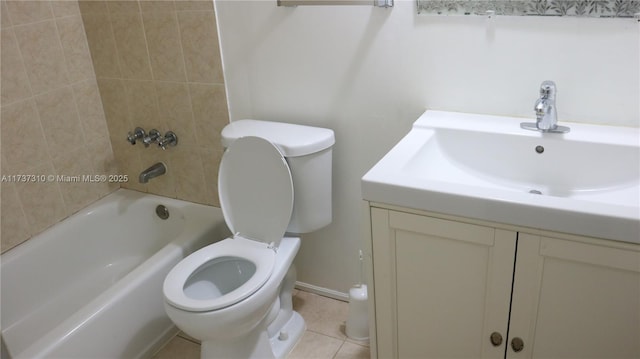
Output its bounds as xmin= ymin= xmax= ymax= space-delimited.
xmin=152 ymin=290 xmax=370 ymax=359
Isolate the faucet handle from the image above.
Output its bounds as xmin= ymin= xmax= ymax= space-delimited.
xmin=158 ymin=131 xmax=178 ymax=150
xmin=142 ymin=129 xmax=161 ymax=147
xmin=539 ymin=80 xmax=556 ymax=98
xmin=127 ymin=127 xmax=146 ymax=145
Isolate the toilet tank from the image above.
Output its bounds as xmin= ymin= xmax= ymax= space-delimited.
xmin=221 ymin=120 xmax=334 ymax=234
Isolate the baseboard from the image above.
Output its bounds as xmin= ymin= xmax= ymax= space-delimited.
xmin=294 ymin=281 xmax=349 ymax=302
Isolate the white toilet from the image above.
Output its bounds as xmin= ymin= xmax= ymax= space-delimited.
xmin=162 ymin=120 xmax=334 ymax=359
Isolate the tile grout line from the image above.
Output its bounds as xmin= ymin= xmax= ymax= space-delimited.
xmin=332 ymin=339 xmax=348 ymax=359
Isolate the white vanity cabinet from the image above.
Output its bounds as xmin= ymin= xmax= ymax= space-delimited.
xmin=509 ymin=233 xmax=640 ymax=359
xmin=368 ymin=205 xmax=640 ymax=359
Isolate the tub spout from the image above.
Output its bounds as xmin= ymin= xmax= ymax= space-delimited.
xmin=139 ymin=162 xmax=166 ymax=183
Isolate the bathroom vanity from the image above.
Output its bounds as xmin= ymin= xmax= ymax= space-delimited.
xmin=361 ymin=111 xmax=640 ymax=359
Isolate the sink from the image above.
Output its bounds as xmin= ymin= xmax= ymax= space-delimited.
xmin=362 ymin=111 xmax=640 ymax=243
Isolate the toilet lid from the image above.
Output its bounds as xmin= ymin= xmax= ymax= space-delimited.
xmin=218 ymin=136 xmax=294 ymax=246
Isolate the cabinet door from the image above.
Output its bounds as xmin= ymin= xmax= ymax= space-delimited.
xmin=371 ymin=208 xmax=516 ymax=359
xmin=509 ymin=234 xmax=640 ymax=359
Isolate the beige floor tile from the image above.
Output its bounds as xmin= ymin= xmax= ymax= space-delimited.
xmin=334 ymin=341 xmax=370 ymax=359
xmin=288 ymin=331 xmax=343 ymax=359
xmin=293 ymin=291 xmax=349 ymax=340
xmin=152 ymin=336 xmax=200 ymax=359
xmin=154 ymin=291 xmax=356 ymax=359
xmin=345 ymin=338 xmax=370 ymax=348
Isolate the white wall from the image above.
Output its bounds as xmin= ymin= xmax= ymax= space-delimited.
xmin=214 ymin=0 xmax=640 ymax=294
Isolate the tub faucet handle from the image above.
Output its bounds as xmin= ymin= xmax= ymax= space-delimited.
xmin=143 ymin=129 xmax=161 ymax=147
xmin=127 ymin=127 xmax=146 ymax=145
xmin=158 ymin=131 xmax=178 ymax=150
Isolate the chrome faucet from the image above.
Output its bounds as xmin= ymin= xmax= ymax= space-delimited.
xmin=158 ymin=131 xmax=178 ymax=150
xmin=521 ymin=81 xmax=570 ymax=133
xmin=139 ymin=162 xmax=166 ymax=183
xmin=142 ymin=129 xmax=161 ymax=147
xmin=127 ymin=127 xmax=146 ymax=145
xmin=534 ymin=80 xmax=557 ymax=130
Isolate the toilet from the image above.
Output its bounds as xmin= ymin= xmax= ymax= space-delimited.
xmin=162 ymin=120 xmax=334 ymax=359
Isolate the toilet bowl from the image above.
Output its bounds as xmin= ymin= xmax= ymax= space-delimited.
xmin=163 ymin=237 xmax=300 ymax=350
xmin=162 ymin=121 xmax=334 ymax=359
xmin=164 ymin=237 xmax=275 ymax=314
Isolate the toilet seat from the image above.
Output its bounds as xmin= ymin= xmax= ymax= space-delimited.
xmin=164 ymin=237 xmax=275 ymax=312
xmin=164 ymin=136 xmax=295 ymax=313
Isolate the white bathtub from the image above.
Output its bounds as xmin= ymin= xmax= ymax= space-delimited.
xmin=1 ymin=189 xmax=229 ymax=358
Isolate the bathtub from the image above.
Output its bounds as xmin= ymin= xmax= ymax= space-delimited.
xmin=1 ymin=189 xmax=229 ymax=358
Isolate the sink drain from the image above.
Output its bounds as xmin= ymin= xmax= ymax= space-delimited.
xmin=528 ymin=189 xmax=543 ymax=195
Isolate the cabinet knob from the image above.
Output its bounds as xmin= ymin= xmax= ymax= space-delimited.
xmin=511 ymin=337 xmax=524 ymax=352
xmin=489 ymin=332 xmax=503 ymax=346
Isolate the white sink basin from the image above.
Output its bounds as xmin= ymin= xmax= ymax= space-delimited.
xmin=362 ymin=111 xmax=640 ymax=243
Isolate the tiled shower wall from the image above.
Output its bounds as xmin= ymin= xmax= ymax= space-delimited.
xmin=1 ymin=0 xmax=117 ymax=252
xmin=79 ymin=0 xmax=229 ymax=206
xmin=1 ymin=0 xmax=230 ymax=253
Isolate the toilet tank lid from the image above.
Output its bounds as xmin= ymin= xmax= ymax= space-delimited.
xmin=221 ymin=120 xmax=335 ymax=157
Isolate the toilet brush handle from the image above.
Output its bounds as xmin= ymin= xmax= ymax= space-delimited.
xmin=358 ymin=250 xmax=364 ymax=286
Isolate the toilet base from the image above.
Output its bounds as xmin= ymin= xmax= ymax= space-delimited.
xmin=199 ymin=310 xmax=305 ymax=359
xmin=201 ymin=328 xmax=273 ymax=359
xmin=269 ymin=311 xmax=306 ymax=359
